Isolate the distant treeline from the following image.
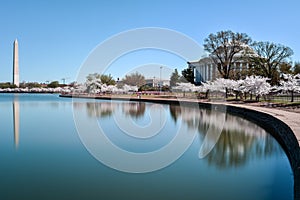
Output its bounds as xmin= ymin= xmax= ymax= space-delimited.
xmin=0 ymin=81 xmax=75 ymax=89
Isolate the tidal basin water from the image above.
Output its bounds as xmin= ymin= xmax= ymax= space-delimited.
xmin=0 ymin=93 xmax=293 ymax=200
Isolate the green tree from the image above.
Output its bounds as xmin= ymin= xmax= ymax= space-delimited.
xmin=21 ymin=82 xmax=42 ymax=88
xmin=0 ymin=82 xmax=16 ymax=88
xmin=204 ymin=30 xmax=252 ymax=79
xmin=48 ymin=81 xmax=60 ymax=88
xmin=181 ymin=66 xmax=194 ymax=84
xmin=122 ymin=72 xmax=146 ymax=87
xmin=293 ymin=62 xmax=300 ymax=75
xmin=247 ymin=41 xmax=293 ymax=85
xmin=170 ymin=69 xmax=180 ymax=86
xmin=100 ymin=74 xmax=115 ymax=85
xmin=85 ymin=73 xmax=115 ymax=85
xmin=86 ymin=73 xmax=101 ymax=81
xmin=279 ymin=62 xmax=293 ymax=75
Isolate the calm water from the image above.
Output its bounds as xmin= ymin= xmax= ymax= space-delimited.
xmin=0 ymin=93 xmax=293 ymax=200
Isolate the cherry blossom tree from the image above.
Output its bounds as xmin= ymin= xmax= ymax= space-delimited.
xmin=171 ymin=82 xmax=203 ymax=98
xmin=122 ymin=84 xmax=138 ymax=93
xmin=172 ymin=82 xmax=197 ymax=92
xmin=73 ymin=84 xmax=87 ymax=94
xmin=85 ymin=74 xmax=102 ymax=94
xmin=201 ymin=78 xmax=235 ymax=98
xmin=278 ymin=74 xmax=300 ymax=102
xmin=198 ymin=76 xmax=272 ymax=101
xmin=239 ymin=76 xmax=271 ymax=101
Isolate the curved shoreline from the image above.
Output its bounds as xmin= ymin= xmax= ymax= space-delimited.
xmin=60 ymin=93 xmax=300 ymax=199
xmin=60 ymin=94 xmax=300 ymax=169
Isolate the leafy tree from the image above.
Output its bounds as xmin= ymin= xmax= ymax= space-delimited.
xmin=279 ymin=62 xmax=293 ymax=75
xmin=170 ymin=69 xmax=180 ymax=86
xmin=86 ymin=73 xmax=101 ymax=81
xmin=122 ymin=72 xmax=146 ymax=87
xmin=0 ymin=82 xmax=16 ymax=88
xmin=20 ymin=82 xmax=42 ymax=88
xmin=293 ymin=62 xmax=300 ymax=75
xmin=100 ymin=74 xmax=115 ymax=85
xmin=69 ymin=81 xmax=78 ymax=87
xmin=139 ymin=85 xmax=152 ymax=91
xmin=161 ymin=85 xmax=170 ymax=92
xmin=204 ymin=30 xmax=252 ymax=79
xmin=48 ymin=81 xmax=60 ymax=88
xmin=181 ymin=66 xmax=194 ymax=84
xmin=247 ymin=41 xmax=293 ymax=85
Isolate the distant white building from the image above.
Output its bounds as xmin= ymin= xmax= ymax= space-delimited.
xmin=188 ymin=57 xmax=218 ymax=84
xmin=145 ymin=78 xmax=157 ymax=87
xmin=145 ymin=78 xmax=170 ymax=87
xmin=160 ymin=79 xmax=170 ymax=87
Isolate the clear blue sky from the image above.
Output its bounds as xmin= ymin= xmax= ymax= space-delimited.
xmin=0 ymin=0 xmax=299 ymax=83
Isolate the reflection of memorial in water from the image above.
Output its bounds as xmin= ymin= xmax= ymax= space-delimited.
xmin=13 ymin=97 xmax=20 ymax=149
xmin=169 ymin=105 xmax=280 ymax=168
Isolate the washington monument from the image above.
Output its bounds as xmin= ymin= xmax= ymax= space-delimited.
xmin=13 ymin=39 xmax=19 ymax=87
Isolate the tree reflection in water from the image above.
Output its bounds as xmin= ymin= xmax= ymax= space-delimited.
xmin=122 ymin=102 xmax=146 ymax=119
xmin=169 ymin=104 xmax=281 ymax=169
xmin=74 ymin=102 xmax=281 ymax=169
xmin=85 ymin=102 xmax=116 ymax=118
xmin=169 ymin=104 xmax=181 ymax=123
xmin=74 ymin=101 xmax=146 ymax=119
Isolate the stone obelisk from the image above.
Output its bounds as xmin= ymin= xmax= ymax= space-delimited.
xmin=13 ymin=39 xmax=19 ymax=87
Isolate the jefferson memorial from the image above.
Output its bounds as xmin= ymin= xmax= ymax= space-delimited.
xmin=188 ymin=46 xmax=254 ymax=85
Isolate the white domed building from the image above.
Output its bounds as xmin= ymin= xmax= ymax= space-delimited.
xmin=188 ymin=44 xmax=257 ymax=84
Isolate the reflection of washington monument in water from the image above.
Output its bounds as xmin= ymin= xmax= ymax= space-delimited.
xmin=13 ymin=39 xmax=20 ymax=148
xmin=13 ymin=98 xmax=20 ymax=149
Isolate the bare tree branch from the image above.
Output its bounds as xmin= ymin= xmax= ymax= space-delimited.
xmin=247 ymin=41 xmax=293 ymax=85
xmin=204 ymin=30 xmax=252 ymax=79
